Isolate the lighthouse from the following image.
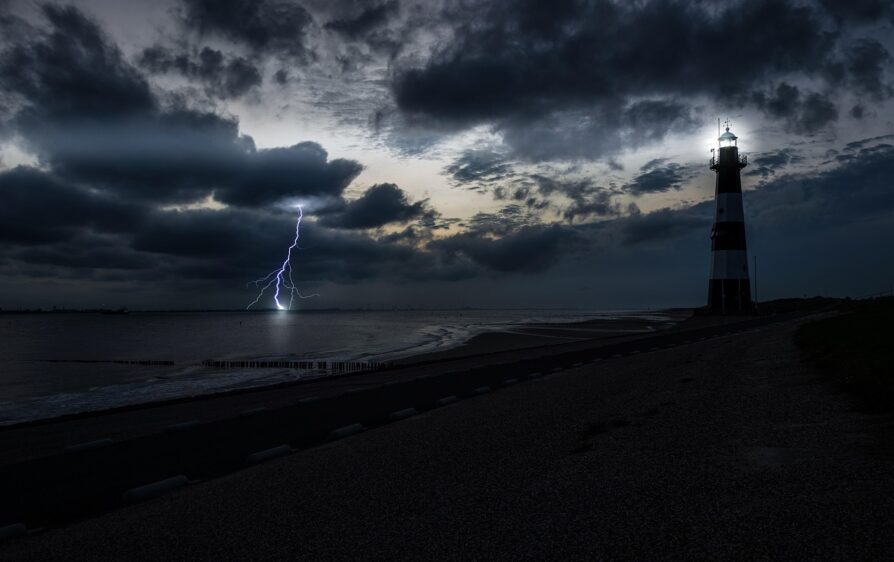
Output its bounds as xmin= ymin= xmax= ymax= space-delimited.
xmin=708 ymin=123 xmax=752 ymax=312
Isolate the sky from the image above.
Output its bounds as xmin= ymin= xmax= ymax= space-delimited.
xmin=0 ymin=0 xmax=893 ymax=310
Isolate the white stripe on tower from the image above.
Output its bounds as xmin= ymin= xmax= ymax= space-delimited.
xmin=710 ymin=250 xmax=749 ymax=279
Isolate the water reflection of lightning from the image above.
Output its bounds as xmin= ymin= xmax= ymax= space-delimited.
xmin=247 ymin=206 xmax=319 ymax=310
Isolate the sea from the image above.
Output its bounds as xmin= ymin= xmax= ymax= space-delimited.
xmin=0 ymin=309 xmax=668 ymax=425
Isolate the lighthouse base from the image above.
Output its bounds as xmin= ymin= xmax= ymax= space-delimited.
xmin=708 ymin=278 xmax=753 ymax=313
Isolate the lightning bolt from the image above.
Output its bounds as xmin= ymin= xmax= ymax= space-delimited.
xmin=247 ymin=205 xmax=319 ymax=310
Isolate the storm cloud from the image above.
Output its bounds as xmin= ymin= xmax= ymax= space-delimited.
xmin=625 ymin=159 xmax=692 ymax=196
xmin=0 ymin=6 xmax=362 ymax=208
xmin=138 ymin=46 xmax=263 ymax=99
xmin=751 ymin=83 xmax=839 ymax=134
xmin=0 ymin=167 xmax=146 ymax=245
xmin=325 ymin=1 xmax=399 ymax=40
xmin=390 ymin=0 xmax=860 ymax=159
xmin=180 ymin=0 xmax=314 ymax=57
xmin=432 ymin=224 xmax=582 ymax=273
xmin=320 ymin=183 xmax=433 ymax=229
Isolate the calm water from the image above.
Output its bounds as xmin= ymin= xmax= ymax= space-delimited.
xmin=0 ymin=309 xmax=667 ymax=424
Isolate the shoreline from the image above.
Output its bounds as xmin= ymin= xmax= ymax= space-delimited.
xmin=394 ymin=309 xmax=690 ymax=364
xmin=1 ymin=309 xmax=688 ymax=428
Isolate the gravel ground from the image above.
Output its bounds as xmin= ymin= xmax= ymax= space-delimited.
xmin=3 ymin=317 xmax=893 ymax=561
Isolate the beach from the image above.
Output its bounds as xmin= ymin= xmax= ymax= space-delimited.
xmin=392 ymin=309 xmax=691 ymax=364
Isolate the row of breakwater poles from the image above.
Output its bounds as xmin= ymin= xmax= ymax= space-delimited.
xmin=200 ymin=359 xmax=387 ymax=373
xmin=36 ymin=358 xmax=388 ymax=375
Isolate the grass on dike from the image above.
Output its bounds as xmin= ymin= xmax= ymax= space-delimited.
xmin=796 ymin=296 xmax=894 ymax=413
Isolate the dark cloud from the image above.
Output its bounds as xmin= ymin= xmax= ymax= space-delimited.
xmin=445 ymin=152 xmax=623 ymax=219
xmin=29 ymin=111 xmax=244 ymax=202
xmin=0 ymin=167 xmax=147 ymax=246
xmin=273 ymin=68 xmax=290 ymax=85
xmin=744 ymin=149 xmax=804 ymax=178
xmin=214 ymin=142 xmax=364 ymax=208
xmin=138 ymin=46 xmax=263 ymax=99
xmin=180 ymin=0 xmax=314 ymax=57
xmin=491 ymin=184 xmax=536 ymax=206
xmin=624 ymin=159 xmax=690 ymax=195
xmin=562 ymin=189 xmax=620 ymax=221
xmin=445 ymin=150 xmax=513 ymax=186
xmin=392 ymin=0 xmax=839 ymax=158
xmin=133 ymin=208 xmax=264 ymax=258
xmin=0 ymin=4 xmax=156 ymax=123
xmin=818 ymin=0 xmax=894 ymax=23
xmin=821 ymin=38 xmax=893 ymax=100
xmin=621 ymin=100 xmax=698 ymax=147
xmin=20 ymin=112 xmax=361 ymax=208
xmin=10 ymin=234 xmax=154 ymax=273
xmin=844 ymin=39 xmax=893 ymax=100
xmin=431 ymin=224 xmax=582 ymax=273
xmin=319 ymin=183 xmax=432 ymax=229
xmin=431 ymin=201 xmax=591 ymax=271
xmin=0 ymin=6 xmax=362 ymax=208
xmin=495 ymin=99 xmax=698 ymax=161
xmin=325 ymin=1 xmax=398 ymax=39
xmin=752 ymin=83 xmax=839 ymax=134
xmin=463 ymin=205 xmax=542 ymax=235
xmin=842 ymin=134 xmax=894 ymax=152
xmin=0 ymin=183 xmax=449 ymax=288
xmin=531 ymin=176 xmax=620 ymax=220
xmin=615 ymin=204 xmax=711 ymax=246
xmin=795 ymin=93 xmax=839 ymax=134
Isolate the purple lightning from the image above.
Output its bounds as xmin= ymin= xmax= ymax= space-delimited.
xmin=247 ymin=205 xmax=319 ymax=310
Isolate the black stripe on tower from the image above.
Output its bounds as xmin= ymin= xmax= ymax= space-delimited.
xmin=715 ymin=168 xmax=743 ymax=193
xmin=711 ymin=146 xmax=746 ymax=193
xmin=708 ymin=279 xmax=751 ymax=311
xmin=710 ymin=221 xmax=747 ymax=251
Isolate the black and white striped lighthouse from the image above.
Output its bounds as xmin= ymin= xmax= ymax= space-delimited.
xmin=707 ymin=123 xmax=752 ymax=312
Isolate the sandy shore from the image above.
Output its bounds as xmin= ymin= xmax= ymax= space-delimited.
xmin=396 ymin=309 xmax=692 ymax=364
xmin=3 ymin=313 xmax=892 ymax=560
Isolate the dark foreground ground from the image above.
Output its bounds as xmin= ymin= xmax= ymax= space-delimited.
xmin=2 ymin=307 xmax=893 ymax=560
